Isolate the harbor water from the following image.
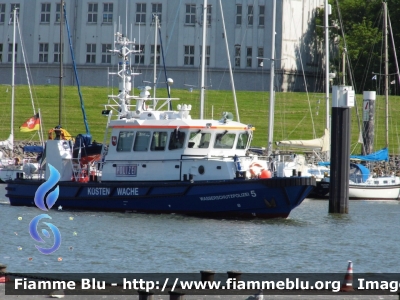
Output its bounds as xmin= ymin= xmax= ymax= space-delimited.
xmin=1 ymin=186 xmax=399 ymax=275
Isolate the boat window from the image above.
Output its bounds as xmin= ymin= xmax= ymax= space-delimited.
xmin=188 ymin=132 xmax=211 ymax=149
xmin=236 ymin=132 xmax=249 ymax=149
xmin=116 ymin=131 xmax=135 ymax=152
xmin=214 ymin=133 xmax=236 ymax=149
xmin=169 ymin=131 xmax=186 ymax=150
xmin=133 ymin=131 xmax=151 ymax=151
xmin=151 ymin=132 xmax=168 ymax=151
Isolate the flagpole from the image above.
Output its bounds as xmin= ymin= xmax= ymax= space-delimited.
xmin=38 ymin=109 xmax=44 ymax=148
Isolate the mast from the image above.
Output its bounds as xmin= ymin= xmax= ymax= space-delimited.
xmin=324 ymin=0 xmax=330 ymax=161
xmin=219 ymin=0 xmax=240 ymax=122
xmin=11 ymin=7 xmax=16 ymax=159
xmin=384 ymin=1 xmax=389 ymax=148
xmin=153 ymin=14 xmax=158 ymax=107
xmin=59 ymin=0 xmax=64 ymax=127
xmin=200 ymin=0 xmax=208 ymax=119
xmin=267 ymin=0 xmax=276 ymax=155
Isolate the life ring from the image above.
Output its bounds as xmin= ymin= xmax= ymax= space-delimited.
xmin=249 ymin=162 xmax=264 ymax=177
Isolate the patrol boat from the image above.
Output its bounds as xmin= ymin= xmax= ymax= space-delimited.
xmin=5 ymin=32 xmax=315 ymax=219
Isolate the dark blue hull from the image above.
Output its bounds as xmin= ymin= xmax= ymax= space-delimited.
xmin=6 ymin=177 xmax=316 ymax=219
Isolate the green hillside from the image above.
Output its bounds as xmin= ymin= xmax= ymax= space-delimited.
xmin=1 ymin=84 xmax=399 ymax=155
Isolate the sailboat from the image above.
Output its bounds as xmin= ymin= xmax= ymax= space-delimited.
xmin=274 ymin=0 xmax=331 ymax=183
xmin=5 ymin=0 xmax=315 ymax=219
xmin=0 ymin=8 xmax=43 ymax=182
xmin=346 ymin=2 xmax=400 ymax=200
xmin=310 ymin=2 xmax=400 ymax=200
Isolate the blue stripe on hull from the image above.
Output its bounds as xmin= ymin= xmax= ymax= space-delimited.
xmin=6 ymin=177 xmax=315 ymax=219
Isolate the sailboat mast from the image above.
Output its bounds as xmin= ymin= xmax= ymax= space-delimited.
xmin=200 ymin=0 xmax=208 ymax=120
xmin=219 ymin=0 xmax=240 ymax=122
xmin=11 ymin=8 xmax=16 ymax=159
xmin=384 ymin=1 xmax=389 ymax=148
xmin=153 ymin=14 xmax=158 ymax=107
xmin=324 ymin=0 xmax=330 ymax=161
xmin=267 ymin=0 xmax=276 ymax=155
xmin=59 ymin=0 xmax=64 ymax=127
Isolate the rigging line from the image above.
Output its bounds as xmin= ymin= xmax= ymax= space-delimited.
xmin=358 ymin=9 xmax=382 ymax=93
xmin=334 ymin=0 xmax=365 ymax=153
xmin=16 ymin=17 xmax=36 ymax=115
xmin=161 ymin=0 xmax=182 ymax=60
xmin=285 ymin=114 xmax=308 ymax=138
xmin=157 ymin=24 xmax=172 ymax=110
xmin=237 ymin=0 xmax=255 ymax=67
xmin=287 ymin=0 xmax=316 ymax=139
xmin=64 ymin=4 xmax=90 ymax=135
xmin=387 ymin=11 xmax=399 ymax=153
xmin=387 ymin=12 xmax=400 ymax=86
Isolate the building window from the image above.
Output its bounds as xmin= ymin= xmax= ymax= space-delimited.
xmin=185 ymin=4 xmax=196 ymax=25
xmin=236 ymin=5 xmax=242 ymax=25
xmin=10 ymin=4 xmax=20 ymax=22
xmin=88 ymin=3 xmax=98 ymax=23
xmin=0 ymin=44 xmax=3 ymax=62
xmin=40 ymin=3 xmax=51 ymax=23
xmin=150 ymin=45 xmax=160 ymax=65
xmin=101 ymin=44 xmax=111 ymax=63
xmin=136 ymin=3 xmax=146 ymax=24
xmin=235 ymin=45 xmax=240 ymax=67
xmin=86 ymin=44 xmax=96 ymax=63
xmin=0 ymin=4 xmax=5 ymax=23
xmin=54 ymin=43 xmax=62 ymax=63
xmin=246 ymin=47 xmax=252 ymax=67
xmin=184 ymin=45 xmax=194 ymax=65
xmin=259 ymin=5 xmax=265 ymax=26
xmin=247 ymin=5 xmax=253 ymax=26
xmin=200 ymin=45 xmax=210 ymax=66
xmin=257 ymin=47 xmax=264 ymax=66
xmin=152 ymin=3 xmax=162 ymax=24
xmin=201 ymin=4 xmax=211 ymax=26
xmin=103 ymin=3 xmax=113 ymax=23
xmin=8 ymin=43 xmax=17 ymax=62
xmin=39 ymin=43 xmax=49 ymax=62
xmin=134 ymin=44 xmax=145 ymax=64
xmin=55 ymin=3 xmax=61 ymax=23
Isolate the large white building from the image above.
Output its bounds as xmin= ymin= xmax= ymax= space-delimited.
xmin=0 ymin=0 xmax=324 ymax=92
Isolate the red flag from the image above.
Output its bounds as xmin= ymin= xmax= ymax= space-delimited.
xmin=20 ymin=113 xmax=40 ymax=132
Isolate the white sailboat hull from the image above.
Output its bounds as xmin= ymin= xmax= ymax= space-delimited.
xmin=349 ymin=185 xmax=400 ymax=200
xmin=349 ymin=176 xmax=400 ymax=200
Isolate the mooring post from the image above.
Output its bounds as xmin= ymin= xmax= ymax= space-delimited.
xmin=137 ymin=290 xmax=154 ymax=300
xmin=168 ymin=289 xmax=185 ymax=300
xmin=227 ymin=270 xmax=242 ymax=281
xmin=200 ymin=270 xmax=215 ymax=283
xmin=329 ymin=85 xmax=354 ymax=213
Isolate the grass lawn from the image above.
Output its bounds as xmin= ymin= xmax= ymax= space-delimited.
xmin=1 ymin=84 xmax=399 ymax=154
